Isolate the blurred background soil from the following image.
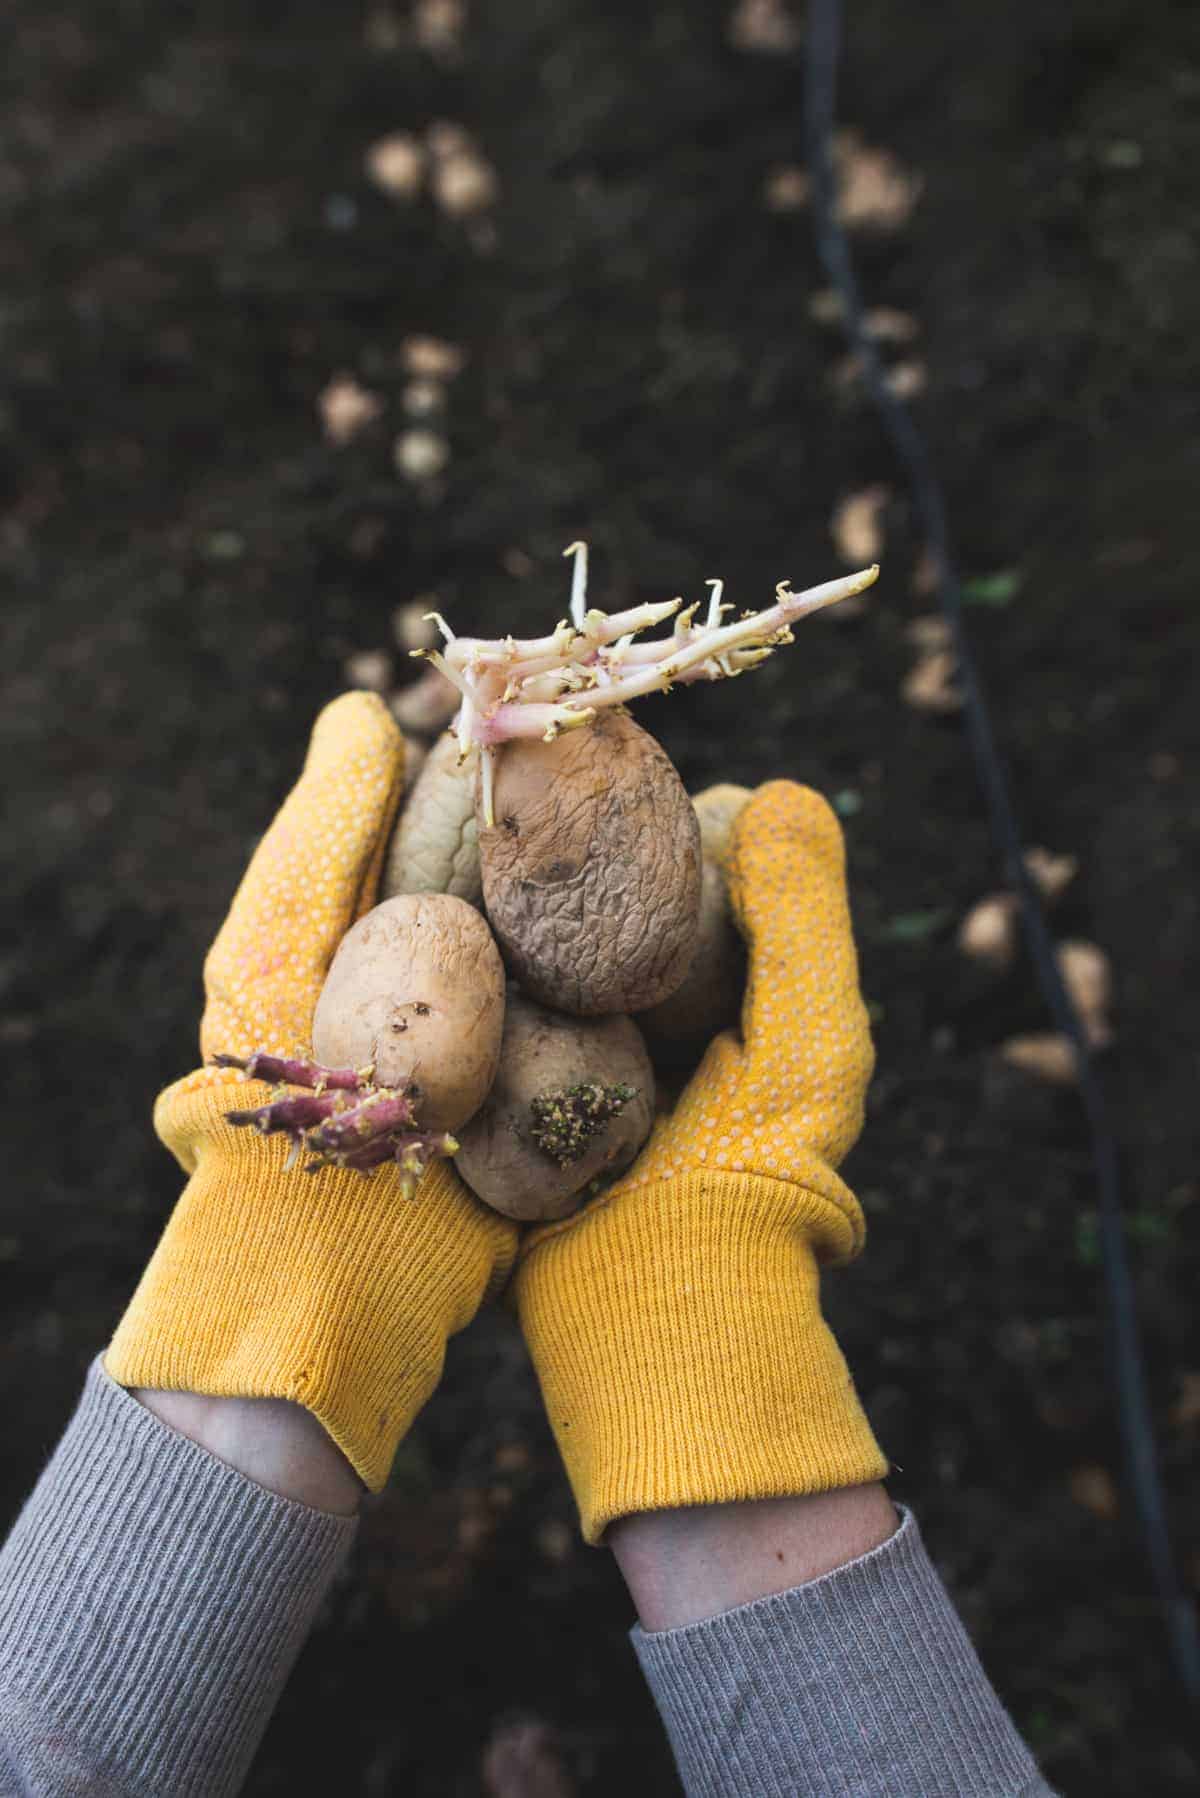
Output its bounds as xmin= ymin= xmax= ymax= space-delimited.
xmin=2 ymin=2 xmax=1198 ymax=1792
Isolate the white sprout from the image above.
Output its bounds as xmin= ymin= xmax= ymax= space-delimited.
xmin=411 ymin=545 xmax=879 ymax=824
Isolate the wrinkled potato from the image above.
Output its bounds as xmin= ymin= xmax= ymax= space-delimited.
xmin=477 ymin=710 xmax=702 ymax=1016
xmin=383 ymin=729 xmax=482 ymax=906
xmin=637 ymin=784 xmax=750 ymax=1067
xmin=312 ymin=893 xmax=504 ymax=1133
xmin=454 ymin=988 xmax=654 ymax=1220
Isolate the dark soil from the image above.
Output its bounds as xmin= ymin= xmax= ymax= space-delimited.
xmin=3 ymin=2 xmax=1198 ymax=1792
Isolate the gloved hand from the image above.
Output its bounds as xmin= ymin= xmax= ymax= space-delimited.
xmin=515 ymin=781 xmax=888 ymax=1544
xmin=106 ymin=693 xmax=517 ymax=1492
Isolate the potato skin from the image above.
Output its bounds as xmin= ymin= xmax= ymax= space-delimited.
xmin=311 ymin=894 xmax=504 ymax=1133
xmin=691 ymin=783 xmax=752 ymax=868
xmin=454 ymin=989 xmax=655 ymax=1220
xmin=637 ymin=784 xmax=749 ymax=1068
xmin=477 ymin=710 xmax=702 ymax=1015
xmin=382 ymin=730 xmax=482 ymax=906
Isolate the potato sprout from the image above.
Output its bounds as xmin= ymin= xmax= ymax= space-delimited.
xmin=415 ymin=545 xmax=879 ymax=825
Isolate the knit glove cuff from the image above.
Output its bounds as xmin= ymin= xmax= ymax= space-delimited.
xmin=516 ymin=1168 xmax=886 ymax=1545
xmin=106 ymin=1072 xmax=516 ymax=1491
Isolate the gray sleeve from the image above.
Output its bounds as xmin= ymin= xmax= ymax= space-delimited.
xmin=633 ymin=1507 xmax=1056 ymax=1798
xmin=0 ymin=1359 xmax=356 ymax=1798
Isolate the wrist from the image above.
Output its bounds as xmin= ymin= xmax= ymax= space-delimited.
xmin=610 ymin=1483 xmax=898 ymax=1631
xmin=109 ymin=1105 xmax=516 ymax=1491
xmin=132 ymin=1388 xmax=364 ymax=1516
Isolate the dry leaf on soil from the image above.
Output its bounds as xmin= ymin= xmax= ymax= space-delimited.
xmin=427 ymin=122 xmax=497 ymax=216
xmin=317 ymin=376 xmax=383 ymax=446
xmin=394 ymin=428 xmax=449 ymax=481
xmin=999 ymin=1033 xmax=1076 ymax=1084
xmin=343 ymin=649 xmax=393 ymax=693
xmin=764 ymin=165 xmax=810 ymax=212
xmin=402 ymin=378 xmax=443 ymax=417
xmin=958 ymin=894 xmax=1018 ymax=968
xmin=392 ymin=600 xmax=441 ymax=654
xmin=808 ymin=288 xmax=843 ymax=325
xmin=365 ymin=131 xmax=425 ymax=200
xmin=481 ymin=1719 xmax=576 ymax=1798
xmin=390 ymin=662 xmax=462 ymax=736
xmin=903 ymin=648 xmax=962 ymax=714
xmin=904 ymin=614 xmax=952 ymax=654
xmin=414 ymin=0 xmax=464 ymax=58
xmin=1057 ymin=940 xmax=1113 ymax=1046
xmin=728 ymin=0 xmax=802 ymax=54
xmin=1069 ymin=1465 xmax=1119 ymax=1520
xmin=864 ymin=306 xmax=919 ymax=343
xmin=832 ymin=485 xmax=890 ymax=563
xmin=401 ymin=335 xmax=466 ymax=380
xmin=835 ymin=129 xmax=923 ymax=230
xmin=886 ymin=360 xmax=927 ymax=401
xmin=1024 ymin=846 xmax=1079 ymax=902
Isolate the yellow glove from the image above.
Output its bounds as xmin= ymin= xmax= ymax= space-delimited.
xmin=106 ymin=693 xmax=517 ymax=1492
xmin=515 ymin=781 xmax=887 ymax=1544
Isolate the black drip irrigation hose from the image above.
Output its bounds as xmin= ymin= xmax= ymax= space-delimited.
xmin=803 ymin=0 xmax=1199 ymax=1704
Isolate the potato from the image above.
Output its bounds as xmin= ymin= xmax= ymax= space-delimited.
xmin=311 ymin=893 xmax=504 ymax=1133
xmin=691 ymin=782 xmax=752 ymax=867
xmin=634 ymin=861 xmax=742 ymax=1069
xmin=454 ymin=988 xmax=654 ymax=1220
xmin=636 ymin=784 xmax=749 ymax=1068
xmin=383 ymin=729 xmax=482 ymax=906
xmin=477 ymin=710 xmax=702 ymax=1015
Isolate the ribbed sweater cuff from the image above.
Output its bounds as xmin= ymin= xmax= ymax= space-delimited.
xmin=0 ymin=1358 xmax=356 ymax=1798
xmin=632 ymin=1507 xmax=1056 ymax=1798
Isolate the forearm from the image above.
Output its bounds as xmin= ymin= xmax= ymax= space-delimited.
xmin=617 ymin=1497 xmax=1057 ymax=1798
xmin=133 ymin=1388 xmax=364 ymax=1516
xmin=0 ymin=1361 xmax=355 ymax=1798
xmin=609 ymin=1482 xmax=897 ymax=1629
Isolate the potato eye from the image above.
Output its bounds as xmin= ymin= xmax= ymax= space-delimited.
xmin=413 ymin=1001 xmax=431 ymax=1017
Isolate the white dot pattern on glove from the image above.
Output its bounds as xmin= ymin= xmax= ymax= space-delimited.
xmin=190 ymin=692 xmax=407 ymax=1083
